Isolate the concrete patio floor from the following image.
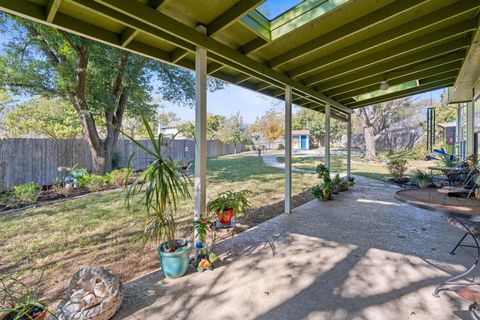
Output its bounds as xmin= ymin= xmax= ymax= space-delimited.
xmin=114 ymin=176 xmax=478 ymax=320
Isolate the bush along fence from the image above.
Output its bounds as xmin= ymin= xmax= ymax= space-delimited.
xmin=0 ymin=138 xmax=246 ymax=191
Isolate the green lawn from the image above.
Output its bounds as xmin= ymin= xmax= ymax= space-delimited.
xmin=0 ymin=155 xmax=318 ymax=303
xmin=276 ymin=151 xmax=432 ymax=181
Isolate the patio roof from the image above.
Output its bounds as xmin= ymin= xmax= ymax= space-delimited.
xmin=1 ymin=0 xmax=478 ymax=119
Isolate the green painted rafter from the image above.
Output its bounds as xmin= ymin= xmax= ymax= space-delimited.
xmin=295 ymin=21 xmax=476 ymax=80
xmin=267 ymin=0 xmax=428 ymax=68
xmin=119 ymin=0 xmax=165 ymax=47
xmin=339 ymin=70 xmax=458 ymax=103
xmin=286 ymin=2 xmax=480 ymax=78
xmin=46 ymin=0 xmax=62 ymax=22
xmin=209 ymin=0 xmax=266 ymax=36
xmin=347 ymin=79 xmax=454 ymax=108
xmin=85 ymin=0 xmax=350 ymax=111
xmin=307 ymin=38 xmax=470 ymax=87
xmin=324 ymin=52 xmax=466 ymax=96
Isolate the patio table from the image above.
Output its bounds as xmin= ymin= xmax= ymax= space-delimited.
xmin=428 ymin=166 xmax=469 ymax=186
xmin=395 ymin=188 xmax=480 ymax=315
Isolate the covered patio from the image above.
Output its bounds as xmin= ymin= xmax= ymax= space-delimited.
xmin=114 ymin=176 xmax=474 ymax=319
xmin=1 ymin=0 xmax=480 ymax=319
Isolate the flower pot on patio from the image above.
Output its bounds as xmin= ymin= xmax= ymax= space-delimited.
xmin=1 ymin=309 xmax=46 ymax=320
xmin=217 ymin=209 xmax=234 ymax=224
xmin=158 ymin=239 xmax=192 ymax=278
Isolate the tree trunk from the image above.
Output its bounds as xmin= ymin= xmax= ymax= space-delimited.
xmin=364 ymin=126 xmax=377 ymax=160
xmin=90 ymin=143 xmax=113 ymax=174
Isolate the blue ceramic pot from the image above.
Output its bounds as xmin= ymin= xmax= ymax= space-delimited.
xmin=157 ymin=239 xmax=192 ymax=278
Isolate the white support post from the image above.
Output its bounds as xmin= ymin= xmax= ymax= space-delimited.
xmin=325 ymin=104 xmax=331 ymax=169
xmin=456 ymin=104 xmax=461 ymax=157
xmin=346 ymin=113 xmax=352 ymax=178
xmin=284 ymin=85 xmax=292 ymax=214
xmin=467 ymin=101 xmax=475 ymax=156
xmin=194 ymin=25 xmax=207 ymax=235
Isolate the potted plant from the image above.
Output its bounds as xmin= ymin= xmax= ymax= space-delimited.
xmin=347 ymin=176 xmax=355 ymax=186
xmin=410 ymin=169 xmax=432 ymax=188
xmin=207 ymin=190 xmax=251 ymax=224
xmin=315 ymin=163 xmax=333 ymax=200
xmin=0 ymin=275 xmax=49 ymax=320
xmin=122 ymin=114 xmax=192 ymax=279
xmin=192 ymin=217 xmax=218 ymax=272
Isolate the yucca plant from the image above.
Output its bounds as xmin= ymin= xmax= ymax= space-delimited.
xmin=120 ymin=113 xmax=191 ymax=253
xmin=0 ymin=274 xmax=51 ymax=320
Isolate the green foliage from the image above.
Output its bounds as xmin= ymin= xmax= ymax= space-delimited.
xmin=207 ymin=190 xmax=251 ymax=218
xmin=387 ymin=159 xmax=408 ymax=182
xmin=122 ymin=114 xmax=191 ymax=251
xmin=311 ymin=185 xmax=324 ymax=199
xmin=85 ymin=174 xmax=107 ymax=191
xmin=0 ymin=274 xmax=50 ymax=320
xmin=0 ymin=15 xmax=224 ymax=171
xmin=4 ymin=97 xmax=82 ymax=138
xmin=292 ymin=108 xmax=345 ymax=145
xmin=1 ymin=182 xmax=41 ymax=207
xmin=251 ymin=108 xmax=284 ymax=147
xmin=409 ymin=169 xmax=432 ymax=187
xmin=217 ymin=112 xmax=250 ymax=146
xmin=193 ymin=218 xmax=210 ymax=243
xmin=277 ymin=144 xmax=285 ymax=150
xmin=109 ymin=168 xmax=132 ymax=187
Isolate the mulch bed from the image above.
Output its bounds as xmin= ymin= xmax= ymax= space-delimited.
xmin=0 ymin=184 xmax=122 ymax=213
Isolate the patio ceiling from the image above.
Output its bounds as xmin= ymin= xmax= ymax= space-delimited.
xmin=0 ymin=0 xmax=479 ymax=118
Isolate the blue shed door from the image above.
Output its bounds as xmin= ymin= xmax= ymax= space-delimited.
xmin=300 ymin=135 xmax=307 ymax=149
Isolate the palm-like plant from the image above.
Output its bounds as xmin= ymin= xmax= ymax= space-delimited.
xmin=120 ymin=114 xmax=191 ymax=252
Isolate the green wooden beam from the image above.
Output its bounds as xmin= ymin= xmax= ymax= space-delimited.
xmin=324 ymin=52 xmax=465 ymax=96
xmin=346 ymin=79 xmax=454 ymax=108
xmin=267 ymin=0 xmax=427 ymax=68
xmin=334 ymin=63 xmax=461 ymax=101
xmin=208 ymin=0 xmax=265 ymax=36
xmin=294 ymin=21 xmax=476 ymax=79
xmin=74 ymin=0 xmax=195 ymax=52
xmin=46 ymin=0 xmax=62 ymax=22
xmin=207 ymin=62 xmax=224 ymax=75
xmin=307 ymin=38 xmax=470 ymax=87
xmin=171 ymin=1 xmax=266 ymax=67
xmin=170 ymin=48 xmax=190 ymax=63
xmin=93 ymin=0 xmax=350 ymax=113
xmin=119 ymin=0 xmax=165 ymax=47
xmin=120 ymin=28 xmax=139 ymax=47
xmin=239 ymin=37 xmax=268 ymax=54
xmin=286 ymin=2 xmax=479 ymax=78
xmin=234 ymin=74 xmax=252 ymax=84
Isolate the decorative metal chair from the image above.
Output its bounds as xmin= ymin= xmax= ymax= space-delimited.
xmin=434 ymin=217 xmax=480 ymax=319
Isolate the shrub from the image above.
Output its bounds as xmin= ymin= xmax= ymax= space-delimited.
xmin=277 ymin=144 xmax=284 ymax=150
xmin=109 ymin=168 xmax=132 ymax=187
xmin=387 ymin=159 xmax=408 ymax=182
xmin=4 ymin=182 xmax=41 ymax=207
xmin=85 ymin=174 xmax=106 ymax=191
xmin=311 ymin=185 xmax=324 ymax=199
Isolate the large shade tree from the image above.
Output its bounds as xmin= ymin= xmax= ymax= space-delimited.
xmin=4 ymin=96 xmax=83 ymax=138
xmin=0 ymin=14 xmax=223 ymax=173
xmin=355 ymin=98 xmax=410 ymax=159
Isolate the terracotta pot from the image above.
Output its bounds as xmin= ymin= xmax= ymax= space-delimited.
xmin=35 ymin=310 xmax=47 ymax=320
xmin=217 ymin=209 xmax=234 ymax=224
xmin=1 ymin=310 xmax=46 ymax=320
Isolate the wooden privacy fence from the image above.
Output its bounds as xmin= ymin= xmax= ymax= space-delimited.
xmin=0 ymin=138 xmax=246 ymax=191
